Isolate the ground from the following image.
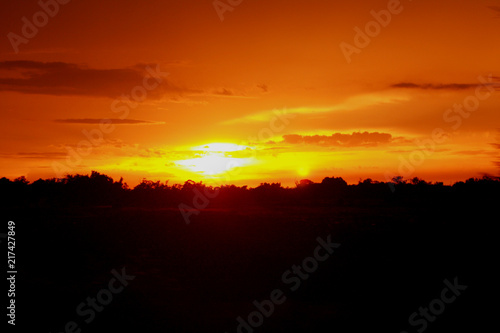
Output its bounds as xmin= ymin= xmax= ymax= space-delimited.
xmin=7 ymin=198 xmax=495 ymax=332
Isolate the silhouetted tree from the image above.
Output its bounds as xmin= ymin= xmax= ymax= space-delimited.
xmin=494 ymin=129 xmax=500 ymax=174
xmin=1 ymin=172 xmax=499 ymax=209
xmin=296 ymin=179 xmax=314 ymax=187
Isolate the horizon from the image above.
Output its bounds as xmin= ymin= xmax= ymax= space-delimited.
xmin=3 ymin=170 xmax=498 ymax=189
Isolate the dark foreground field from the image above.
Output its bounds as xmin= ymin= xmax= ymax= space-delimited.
xmin=6 ymin=189 xmax=496 ymax=333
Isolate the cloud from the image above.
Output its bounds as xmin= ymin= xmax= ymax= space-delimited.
xmin=454 ymin=150 xmax=498 ymax=156
xmin=205 ymin=88 xmax=256 ymax=99
xmin=494 ymin=77 xmax=500 ymax=90
xmin=221 ymin=92 xmax=409 ymax=125
xmin=281 ymin=131 xmax=393 ymax=147
xmin=390 ymin=82 xmax=478 ymax=90
xmin=0 ymin=152 xmax=67 ymax=160
xmin=488 ymin=5 xmax=500 ymax=16
xmin=54 ymin=118 xmax=165 ymax=125
xmin=257 ymin=84 xmax=268 ymax=93
xmin=213 ymin=88 xmax=235 ymax=96
xmin=392 ymin=78 xmax=500 ymax=92
xmin=389 ymin=148 xmax=450 ymax=154
xmin=0 ymin=60 xmax=185 ymax=99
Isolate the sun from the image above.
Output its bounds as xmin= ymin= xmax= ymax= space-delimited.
xmin=297 ymin=166 xmax=310 ymax=177
xmin=175 ymin=142 xmax=254 ymax=177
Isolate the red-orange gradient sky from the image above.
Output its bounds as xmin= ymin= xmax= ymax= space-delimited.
xmin=1 ymin=0 xmax=499 ymax=187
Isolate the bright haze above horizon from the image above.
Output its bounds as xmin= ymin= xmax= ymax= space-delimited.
xmin=0 ymin=0 xmax=499 ymax=187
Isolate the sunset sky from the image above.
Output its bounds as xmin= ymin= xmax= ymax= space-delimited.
xmin=1 ymin=0 xmax=499 ymax=187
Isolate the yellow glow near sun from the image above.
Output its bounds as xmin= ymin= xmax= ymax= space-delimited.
xmin=176 ymin=143 xmax=254 ymax=176
xmin=191 ymin=143 xmax=247 ymax=152
xmin=297 ymin=166 xmax=310 ymax=177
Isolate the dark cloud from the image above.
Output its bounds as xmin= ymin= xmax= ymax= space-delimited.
xmin=392 ymin=78 xmax=500 ymax=90
xmin=210 ymin=88 xmax=255 ymax=99
xmin=0 ymin=60 xmax=183 ymax=99
xmin=257 ymin=84 xmax=268 ymax=93
xmin=494 ymin=77 xmax=500 ymax=90
xmin=488 ymin=5 xmax=500 ymax=16
xmin=391 ymin=82 xmax=477 ymax=90
xmin=213 ymin=88 xmax=235 ymax=96
xmin=54 ymin=118 xmax=164 ymax=125
xmin=389 ymin=148 xmax=450 ymax=154
xmin=454 ymin=150 xmax=497 ymax=156
xmin=0 ymin=152 xmax=67 ymax=159
xmin=282 ymin=132 xmax=393 ymax=147
xmin=0 ymin=61 xmax=259 ymax=101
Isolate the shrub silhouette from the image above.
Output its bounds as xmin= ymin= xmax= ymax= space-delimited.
xmin=0 ymin=171 xmax=499 ymax=209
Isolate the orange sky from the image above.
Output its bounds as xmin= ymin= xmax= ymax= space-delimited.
xmin=1 ymin=0 xmax=499 ymax=187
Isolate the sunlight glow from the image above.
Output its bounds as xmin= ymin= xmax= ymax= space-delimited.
xmin=297 ymin=166 xmax=310 ymax=177
xmin=190 ymin=143 xmax=248 ymax=152
xmin=176 ymin=143 xmax=254 ymax=176
xmin=176 ymin=155 xmax=252 ymax=175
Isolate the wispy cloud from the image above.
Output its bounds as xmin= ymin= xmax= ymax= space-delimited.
xmin=488 ymin=5 xmax=500 ymax=17
xmin=281 ymin=131 xmax=393 ymax=147
xmin=0 ymin=61 xmax=275 ymax=105
xmin=221 ymin=92 xmax=409 ymax=125
xmin=391 ymin=78 xmax=500 ymax=90
xmin=201 ymin=88 xmax=257 ymax=99
xmin=0 ymin=152 xmax=67 ymax=160
xmin=390 ymin=82 xmax=478 ymax=90
xmin=213 ymin=88 xmax=235 ymax=96
xmin=257 ymin=84 xmax=268 ymax=93
xmin=494 ymin=76 xmax=500 ymax=90
xmin=54 ymin=118 xmax=165 ymax=125
xmin=454 ymin=149 xmax=498 ymax=156
xmin=0 ymin=60 xmax=185 ymax=99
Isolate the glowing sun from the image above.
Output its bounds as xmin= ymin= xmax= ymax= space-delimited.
xmin=176 ymin=143 xmax=254 ymax=176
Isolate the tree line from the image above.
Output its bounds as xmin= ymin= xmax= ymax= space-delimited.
xmin=1 ymin=171 xmax=498 ymax=209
